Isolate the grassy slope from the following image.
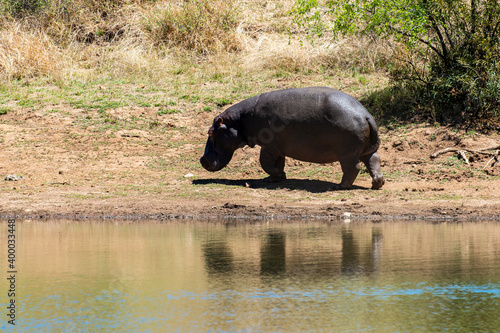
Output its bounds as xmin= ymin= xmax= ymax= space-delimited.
xmin=0 ymin=0 xmax=391 ymax=134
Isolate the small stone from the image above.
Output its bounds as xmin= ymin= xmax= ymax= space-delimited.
xmin=184 ymin=173 xmax=194 ymax=178
xmin=5 ymin=175 xmax=23 ymax=181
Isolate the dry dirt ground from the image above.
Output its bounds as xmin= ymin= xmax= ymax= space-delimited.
xmin=1 ymin=101 xmax=499 ymax=221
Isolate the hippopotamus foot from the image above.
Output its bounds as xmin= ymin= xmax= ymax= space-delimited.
xmin=260 ymin=148 xmax=286 ymax=183
xmin=329 ymin=183 xmax=346 ymax=191
xmin=360 ymin=152 xmax=385 ymax=190
xmin=371 ymin=176 xmax=385 ymax=189
xmin=263 ymin=173 xmax=287 ymax=183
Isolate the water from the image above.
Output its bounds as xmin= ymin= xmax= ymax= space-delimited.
xmin=1 ymin=220 xmax=500 ymax=332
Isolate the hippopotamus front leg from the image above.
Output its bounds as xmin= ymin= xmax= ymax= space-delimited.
xmin=259 ymin=147 xmax=286 ymax=182
xmin=360 ymin=152 xmax=385 ymax=189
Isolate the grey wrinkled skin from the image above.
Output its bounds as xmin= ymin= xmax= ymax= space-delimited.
xmin=200 ymin=87 xmax=385 ymax=189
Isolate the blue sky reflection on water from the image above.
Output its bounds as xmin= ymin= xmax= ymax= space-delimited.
xmin=1 ymin=220 xmax=499 ymax=332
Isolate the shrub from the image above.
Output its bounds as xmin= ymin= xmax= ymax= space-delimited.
xmin=294 ymin=0 xmax=500 ymax=127
xmin=145 ymin=0 xmax=240 ymax=54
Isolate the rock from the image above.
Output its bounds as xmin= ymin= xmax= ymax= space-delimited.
xmin=184 ymin=173 xmax=194 ymax=178
xmin=5 ymin=175 xmax=24 ymax=181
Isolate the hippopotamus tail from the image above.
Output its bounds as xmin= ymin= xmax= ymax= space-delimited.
xmin=364 ymin=115 xmax=381 ymax=155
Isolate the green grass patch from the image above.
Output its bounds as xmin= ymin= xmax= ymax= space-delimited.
xmin=158 ymin=108 xmax=181 ymax=115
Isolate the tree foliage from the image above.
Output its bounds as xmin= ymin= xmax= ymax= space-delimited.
xmin=294 ymin=0 xmax=500 ymax=127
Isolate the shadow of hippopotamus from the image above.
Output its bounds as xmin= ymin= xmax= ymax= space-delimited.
xmin=192 ymin=178 xmax=367 ymax=193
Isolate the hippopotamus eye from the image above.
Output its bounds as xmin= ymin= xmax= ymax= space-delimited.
xmin=208 ymin=122 xmax=228 ymax=139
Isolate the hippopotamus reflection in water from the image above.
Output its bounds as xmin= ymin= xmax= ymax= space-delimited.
xmin=200 ymin=87 xmax=385 ymax=189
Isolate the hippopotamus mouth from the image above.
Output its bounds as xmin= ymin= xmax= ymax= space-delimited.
xmin=200 ymin=153 xmax=233 ymax=172
xmin=200 ymin=133 xmax=235 ymax=172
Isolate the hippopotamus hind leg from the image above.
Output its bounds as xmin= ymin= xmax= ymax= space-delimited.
xmin=259 ymin=147 xmax=286 ymax=182
xmin=338 ymin=155 xmax=361 ymax=189
xmin=360 ymin=152 xmax=385 ymax=189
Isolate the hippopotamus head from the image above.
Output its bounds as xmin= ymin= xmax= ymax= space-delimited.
xmin=200 ymin=116 xmax=244 ymax=172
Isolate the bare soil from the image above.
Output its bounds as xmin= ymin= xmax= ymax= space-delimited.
xmin=1 ymin=102 xmax=499 ymax=221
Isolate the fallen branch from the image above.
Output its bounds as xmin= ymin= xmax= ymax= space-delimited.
xmin=431 ymin=144 xmax=500 ymax=158
xmin=476 ymin=144 xmax=500 ymax=152
xmin=431 ymin=143 xmax=500 ymax=168
xmin=483 ymin=153 xmax=499 ymax=169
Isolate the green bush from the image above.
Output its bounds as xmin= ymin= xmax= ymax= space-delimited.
xmin=294 ymin=0 xmax=500 ymax=127
xmin=426 ymin=61 xmax=500 ymax=127
xmin=1 ymin=0 xmax=47 ymax=17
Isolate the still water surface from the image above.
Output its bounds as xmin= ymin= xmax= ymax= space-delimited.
xmin=1 ymin=220 xmax=500 ymax=332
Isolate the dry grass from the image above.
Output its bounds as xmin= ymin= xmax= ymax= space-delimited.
xmin=243 ymin=35 xmax=391 ymax=75
xmin=145 ymin=0 xmax=241 ymax=54
xmin=0 ymin=23 xmax=62 ymax=80
xmin=243 ymin=35 xmax=322 ymax=73
xmin=0 ymin=0 xmax=392 ymax=83
xmin=319 ymin=37 xmax=392 ymax=73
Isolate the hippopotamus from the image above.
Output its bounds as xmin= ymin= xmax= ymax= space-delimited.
xmin=200 ymin=87 xmax=385 ymax=189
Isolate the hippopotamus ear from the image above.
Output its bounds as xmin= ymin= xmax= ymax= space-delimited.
xmin=209 ymin=117 xmax=226 ymax=138
xmin=215 ymin=117 xmax=227 ymax=130
xmin=214 ymin=117 xmax=228 ymax=130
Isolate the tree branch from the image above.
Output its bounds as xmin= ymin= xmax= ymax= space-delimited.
xmin=492 ymin=20 xmax=500 ymax=38
xmin=392 ymin=27 xmax=445 ymax=60
xmin=441 ymin=19 xmax=455 ymax=50
xmin=422 ymin=0 xmax=450 ymax=65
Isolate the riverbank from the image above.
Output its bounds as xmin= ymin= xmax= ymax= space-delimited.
xmin=1 ymin=103 xmax=499 ymax=220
